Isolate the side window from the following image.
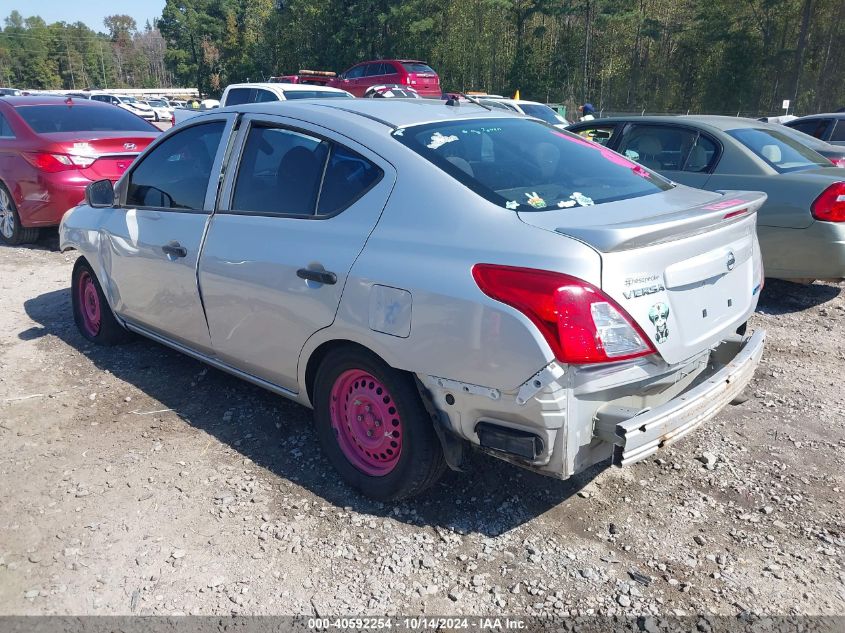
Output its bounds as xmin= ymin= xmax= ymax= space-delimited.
xmin=0 ymin=113 xmax=14 ymax=137
xmin=345 ymin=65 xmax=366 ymax=79
xmin=617 ymin=125 xmax=709 ymax=172
xmin=127 ymin=121 xmax=225 ymax=210
xmin=575 ymin=125 xmax=615 ymax=146
xmin=788 ymin=119 xmax=826 ymax=138
xmin=682 ymin=134 xmax=718 ymax=172
xmin=365 ymin=63 xmax=385 ymax=77
xmin=830 ymin=120 xmax=845 ymax=143
xmin=225 ymin=88 xmax=251 ymax=106
xmin=318 ymin=145 xmax=382 ymax=215
xmin=254 ymin=89 xmax=279 ymax=103
xmin=232 ymin=126 xmax=329 ymax=215
xmin=231 ymin=124 xmax=384 ymax=217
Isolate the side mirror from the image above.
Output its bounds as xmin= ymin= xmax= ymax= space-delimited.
xmin=85 ymin=179 xmax=115 ymax=208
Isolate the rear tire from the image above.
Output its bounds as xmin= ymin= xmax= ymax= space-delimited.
xmin=0 ymin=184 xmax=39 ymax=246
xmin=71 ymin=258 xmax=131 ymax=345
xmin=313 ymin=347 xmax=446 ymax=500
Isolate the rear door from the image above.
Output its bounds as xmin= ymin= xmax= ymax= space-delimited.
xmin=198 ymin=114 xmax=395 ymax=391
xmin=102 ymin=114 xmax=236 ymax=353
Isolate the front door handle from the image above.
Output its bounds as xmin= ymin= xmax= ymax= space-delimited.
xmin=297 ymin=268 xmax=337 ymax=285
xmin=162 ymin=241 xmax=187 ymax=259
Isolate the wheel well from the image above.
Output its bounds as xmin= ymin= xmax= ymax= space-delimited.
xmin=304 ymin=339 xmax=386 ymax=405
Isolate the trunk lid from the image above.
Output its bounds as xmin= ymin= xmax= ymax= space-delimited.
xmin=518 ymin=188 xmax=766 ymax=364
xmin=42 ymin=132 xmax=158 ymax=182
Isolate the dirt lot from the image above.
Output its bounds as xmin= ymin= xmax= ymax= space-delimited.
xmin=0 ymin=233 xmax=843 ymax=618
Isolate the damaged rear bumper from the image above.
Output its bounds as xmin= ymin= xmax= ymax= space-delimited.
xmin=418 ymin=329 xmax=765 ymax=480
xmin=594 ymin=330 xmax=766 ymax=467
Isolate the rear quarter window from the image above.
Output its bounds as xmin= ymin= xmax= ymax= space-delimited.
xmin=830 ymin=120 xmax=845 ymax=143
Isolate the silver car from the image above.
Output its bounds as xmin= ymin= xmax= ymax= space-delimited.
xmin=60 ymin=101 xmax=767 ymax=500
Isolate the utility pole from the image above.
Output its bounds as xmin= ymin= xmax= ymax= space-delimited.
xmin=99 ymin=41 xmax=107 ymax=87
xmin=65 ymin=37 xmax=76 ymax=89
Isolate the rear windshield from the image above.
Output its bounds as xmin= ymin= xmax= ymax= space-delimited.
xmin=15 ymin=104 xmax=157 ymax=133
xmin=401 ymin=62 xmax=435 ymax=75
xmin=519 ymin=103 xmax=565 ymax=125
xmin=727 ymin=128 xmax=829 ymax=173
xmin=282 ymin=90 xmax=352 ymax=100
xmin=392 ymin=118 xmax=673 ymax=210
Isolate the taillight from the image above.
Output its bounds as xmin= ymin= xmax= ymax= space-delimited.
xmin=22 ymin=152 xmax=95 ymax=173
xmin=811 ymin=182 xmax=845 ymax=222
xmin=171 ymin=113 xmax=176 ymax=127
xmin=472 ymin=264 xmax=656 ymax=364
xmin=830 ymin=157 xmax=845 ymax=168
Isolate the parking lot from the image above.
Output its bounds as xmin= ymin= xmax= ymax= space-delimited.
xmin=0 ymin=235 xmax=843 ymax=617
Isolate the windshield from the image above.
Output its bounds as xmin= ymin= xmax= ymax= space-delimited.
xmin=728 ymin=128 xmax=829 ymax=173
xmin=147 ymin=100 xmax=167 ymax=107
xmin=282 ymin=90 xmax=352 ymax=100
xmin=520 ymin=103 xmax=565 ymax=125
xmin=393 ymin=118 xmax=673 ymax=211
xmin=16 ymin=104 xmax=157 ymax=133
xmin=120 ymin=96 xmax=138 ymax=104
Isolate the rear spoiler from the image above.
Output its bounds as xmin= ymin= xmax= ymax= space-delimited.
xmin=556 ymin=191 xmax=767 ymax=252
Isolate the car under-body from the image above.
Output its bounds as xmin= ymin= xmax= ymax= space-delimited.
xmin=60 ymin=100 xmax=766 ymax=481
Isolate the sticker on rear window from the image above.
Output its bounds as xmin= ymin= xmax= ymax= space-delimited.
xmin=524 ymin=192 xmax=546 ymax=209
xmin=427 ymin=132 xmax=458 ymax=149
xmin=571 ymin=192 xmax=594 ymax=207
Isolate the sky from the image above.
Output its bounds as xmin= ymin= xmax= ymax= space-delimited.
xmin=0 ymin=0 xmax=167 ymax=32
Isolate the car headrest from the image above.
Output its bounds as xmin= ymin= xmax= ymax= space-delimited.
xmin=761 ymin=144 xmax=782 ymax=163
xmin=635 ymin=136 xmax=663 ymax=155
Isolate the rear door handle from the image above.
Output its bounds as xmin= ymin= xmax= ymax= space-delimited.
xmin=297 ymin=268 xmax=337 ymax=285
xmin=161 ymin=241 xmax=187 ymax=259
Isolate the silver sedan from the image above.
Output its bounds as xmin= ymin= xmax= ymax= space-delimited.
xmin=60 ymin=100 xmax=766 ymax=499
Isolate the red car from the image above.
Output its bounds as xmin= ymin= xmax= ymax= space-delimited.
xmin=0 ymin=96 xmax=160 ymax=245
xmin=329 ymin=60 xmax=441 ymax=98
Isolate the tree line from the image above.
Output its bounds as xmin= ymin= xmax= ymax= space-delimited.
xmin=0 ymin=11 xmax=170 ymax=91
xmin=3 ymin=1 xmax=844 ymax=116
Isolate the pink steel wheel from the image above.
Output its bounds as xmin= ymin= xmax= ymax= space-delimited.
xmin=77 ymin=270 xmax=102 ymax=337
xmin=329 ymin=369 xmax=403 ymax=476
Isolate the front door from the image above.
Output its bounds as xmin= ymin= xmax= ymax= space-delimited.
xmin=101 ymin=115 xmax=235 ymax=353
xmin=198 ymin=114 xmax=395 ymax=391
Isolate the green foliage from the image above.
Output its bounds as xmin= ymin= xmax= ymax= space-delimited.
xmin=2 ymin=0 xmax=843 ymax=114
xmin=0 ymin=10 xmax=171 ymax=90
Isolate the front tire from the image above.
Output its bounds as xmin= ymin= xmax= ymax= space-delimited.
xmin=0 ymin=184 xmax=39 ymax=246
xmin=71 ymin=258 xmax=131 ymax=345
xmin=313 ymin=347 xmax=446 ymax=500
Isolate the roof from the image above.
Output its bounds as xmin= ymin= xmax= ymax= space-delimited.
xmin=226 ymin=82 xmax=348 ymax=93
xmin=576 ymin=114 xmax=773 ymax=132
xmin=789 ymin=112 xmax=845 ymax=120
xmin=222 ymin=98 xmax=519 ymax=129
xmin=0 ymin=95 xmax=106 ymax=107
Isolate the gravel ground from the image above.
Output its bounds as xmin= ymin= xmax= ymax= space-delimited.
xmin=0 ymin=233 xmax=843 ymax=618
